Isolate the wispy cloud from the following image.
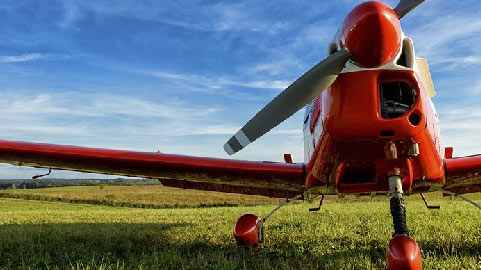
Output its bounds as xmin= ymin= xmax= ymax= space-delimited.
xmin=59 ymin=0 xmax=81 ymax=29
xmin=0 ymin=91 xmax=220 ymax=120
xmin=0 ymin=53 xmax=71 ymax=63
xmin=246 ymin=56 xmax=304 ymax=77
xmin=57 ymin=0 xmax=292 ymax=34
xmin=144 ymin=70 xmax=290 ymax=90
xmin=208 ymin=2 xmax=291 ymax=33
xmin=438 ymin=104 xmax=481 ymax=157
xmin=0 ymin=125 xmax=91 ymax=136
xmin=0 ymin=90 xmax=233 ymax=156
xmin=0 ymin=163 xmax=122 ymax=179
xmin=408 ymin=14 xmax=481 ymax=69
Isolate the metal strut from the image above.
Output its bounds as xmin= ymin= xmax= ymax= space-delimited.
xmin=388 ymin=175 xmax=409 ymax=236
xmin=441 ymin=190 xmax=481 ymax=210
xmin=309 ymin=194 xmax=325 ymax=212
xmin=420 ymin=193 xmax=440 ymax=209
xmin=263 ymin=194 xmax=303 ymax=222
xmin=32 ymin=168 xmax=52 ymax=180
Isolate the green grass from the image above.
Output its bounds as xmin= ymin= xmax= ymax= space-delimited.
xmin=0 ymin=185 xmax=284 ymax=208
xmin=0 ymin=187 xmax=480 ymax=269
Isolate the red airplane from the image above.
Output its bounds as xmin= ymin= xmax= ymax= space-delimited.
xmin=1 ymin=0 xmax=480 ymax=269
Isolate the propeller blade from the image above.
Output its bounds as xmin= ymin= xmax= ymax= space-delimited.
xmin=394 ymin=0 xmax=425 ymax=19
xmin=224 ymin=49 xmax=351 ymax=155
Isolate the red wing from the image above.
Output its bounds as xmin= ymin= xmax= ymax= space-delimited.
xmin=0 ymin=140 xmax=305 ymax=198
xmin=444 ymin=155 xmax=481 ymax=194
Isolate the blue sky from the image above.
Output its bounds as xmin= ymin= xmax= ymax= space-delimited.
xmin=1 ymin=0 xmax=481 ymax=178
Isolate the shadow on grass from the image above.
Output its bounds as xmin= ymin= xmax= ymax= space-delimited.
xmin=0 ymin=222 xmax=479 ymax=269
xmin=0 ymin=222 xmax=189 ymax=269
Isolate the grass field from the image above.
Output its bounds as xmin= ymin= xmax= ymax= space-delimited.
xmin=0 ymin=185 xmax=284 ymax=208
xmin=0 ymin=187 xmax=480 ymax=269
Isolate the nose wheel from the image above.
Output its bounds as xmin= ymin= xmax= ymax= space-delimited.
xmin=387 ymin=175 xmax=422 ymax=270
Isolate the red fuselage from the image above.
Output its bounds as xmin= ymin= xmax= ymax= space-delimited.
xmin=302 ymin=1 xmax=445 ymax=194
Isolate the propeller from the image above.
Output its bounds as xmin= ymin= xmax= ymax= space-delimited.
xmin=394 ymin=0 xmax=425 ymax=19
xmin=223 ymin=0 xmax=426 ymax=155
xmin=224 ymin=49 xmax=351 ymax=155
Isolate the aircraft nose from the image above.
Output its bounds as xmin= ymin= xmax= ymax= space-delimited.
xmin=340 ymin=1 xmax=402 ymax=68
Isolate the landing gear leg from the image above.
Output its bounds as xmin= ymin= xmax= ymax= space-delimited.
xmin=386 ymin=175 xmax=422 ymax=270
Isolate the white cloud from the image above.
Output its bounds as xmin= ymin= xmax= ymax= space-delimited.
xmin=438 ymin=105 xmax=481 ymax=157
xmin=208 ymin=2 xmax=291 ymax=33
xmin=57 ymin=0 xmax=291 ymax=34
xmin=121 ymin=124 xmax=239 ymax=137
xmin=144 ymin=70 xmax=289 ymax=90
xmin=247 ymin=60 xmax=298 ymax=76
xmin=0 ymin=90 xmax=231 ymax=154
xmin=0 ymin=53 xmax=71 ymax=63
xmin=0 ymin=53 xmax=44 ymax=63
xmin=59 ymin=0 xmax=80 ymax=28
xmin=0 ymin=164 xmax=122 ymax=179
xmin=409 ymin=14 xmax=481 ymax=68
xmin=0 ymin=91 xmax=220 ymax=120
xmin=271 ymin=129 xmax=303 ymax=135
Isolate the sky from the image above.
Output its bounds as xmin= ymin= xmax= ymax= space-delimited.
xmin=1 ymin=0 xmax=481 ymax=179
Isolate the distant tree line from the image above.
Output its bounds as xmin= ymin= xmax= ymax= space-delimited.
xmin=0 ymin=178 xmax=160 ymax=190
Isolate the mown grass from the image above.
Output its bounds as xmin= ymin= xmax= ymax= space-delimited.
xmin=0 ymin=187 xmax=480 ymax=269
xmin=0 ymin=185 xmax=284 ymax=208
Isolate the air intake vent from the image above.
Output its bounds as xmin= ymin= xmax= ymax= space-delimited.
xmin=341 ymin=160 xmax=375 ymax=184
xmin=379 ymin=81 xmax=416 ymax=119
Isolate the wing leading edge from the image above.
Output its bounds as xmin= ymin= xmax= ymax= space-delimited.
xmin=0 ymin=140 xmax=305 ymax=198
xmin=444 ymin=155 xmax=481 ymax=194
